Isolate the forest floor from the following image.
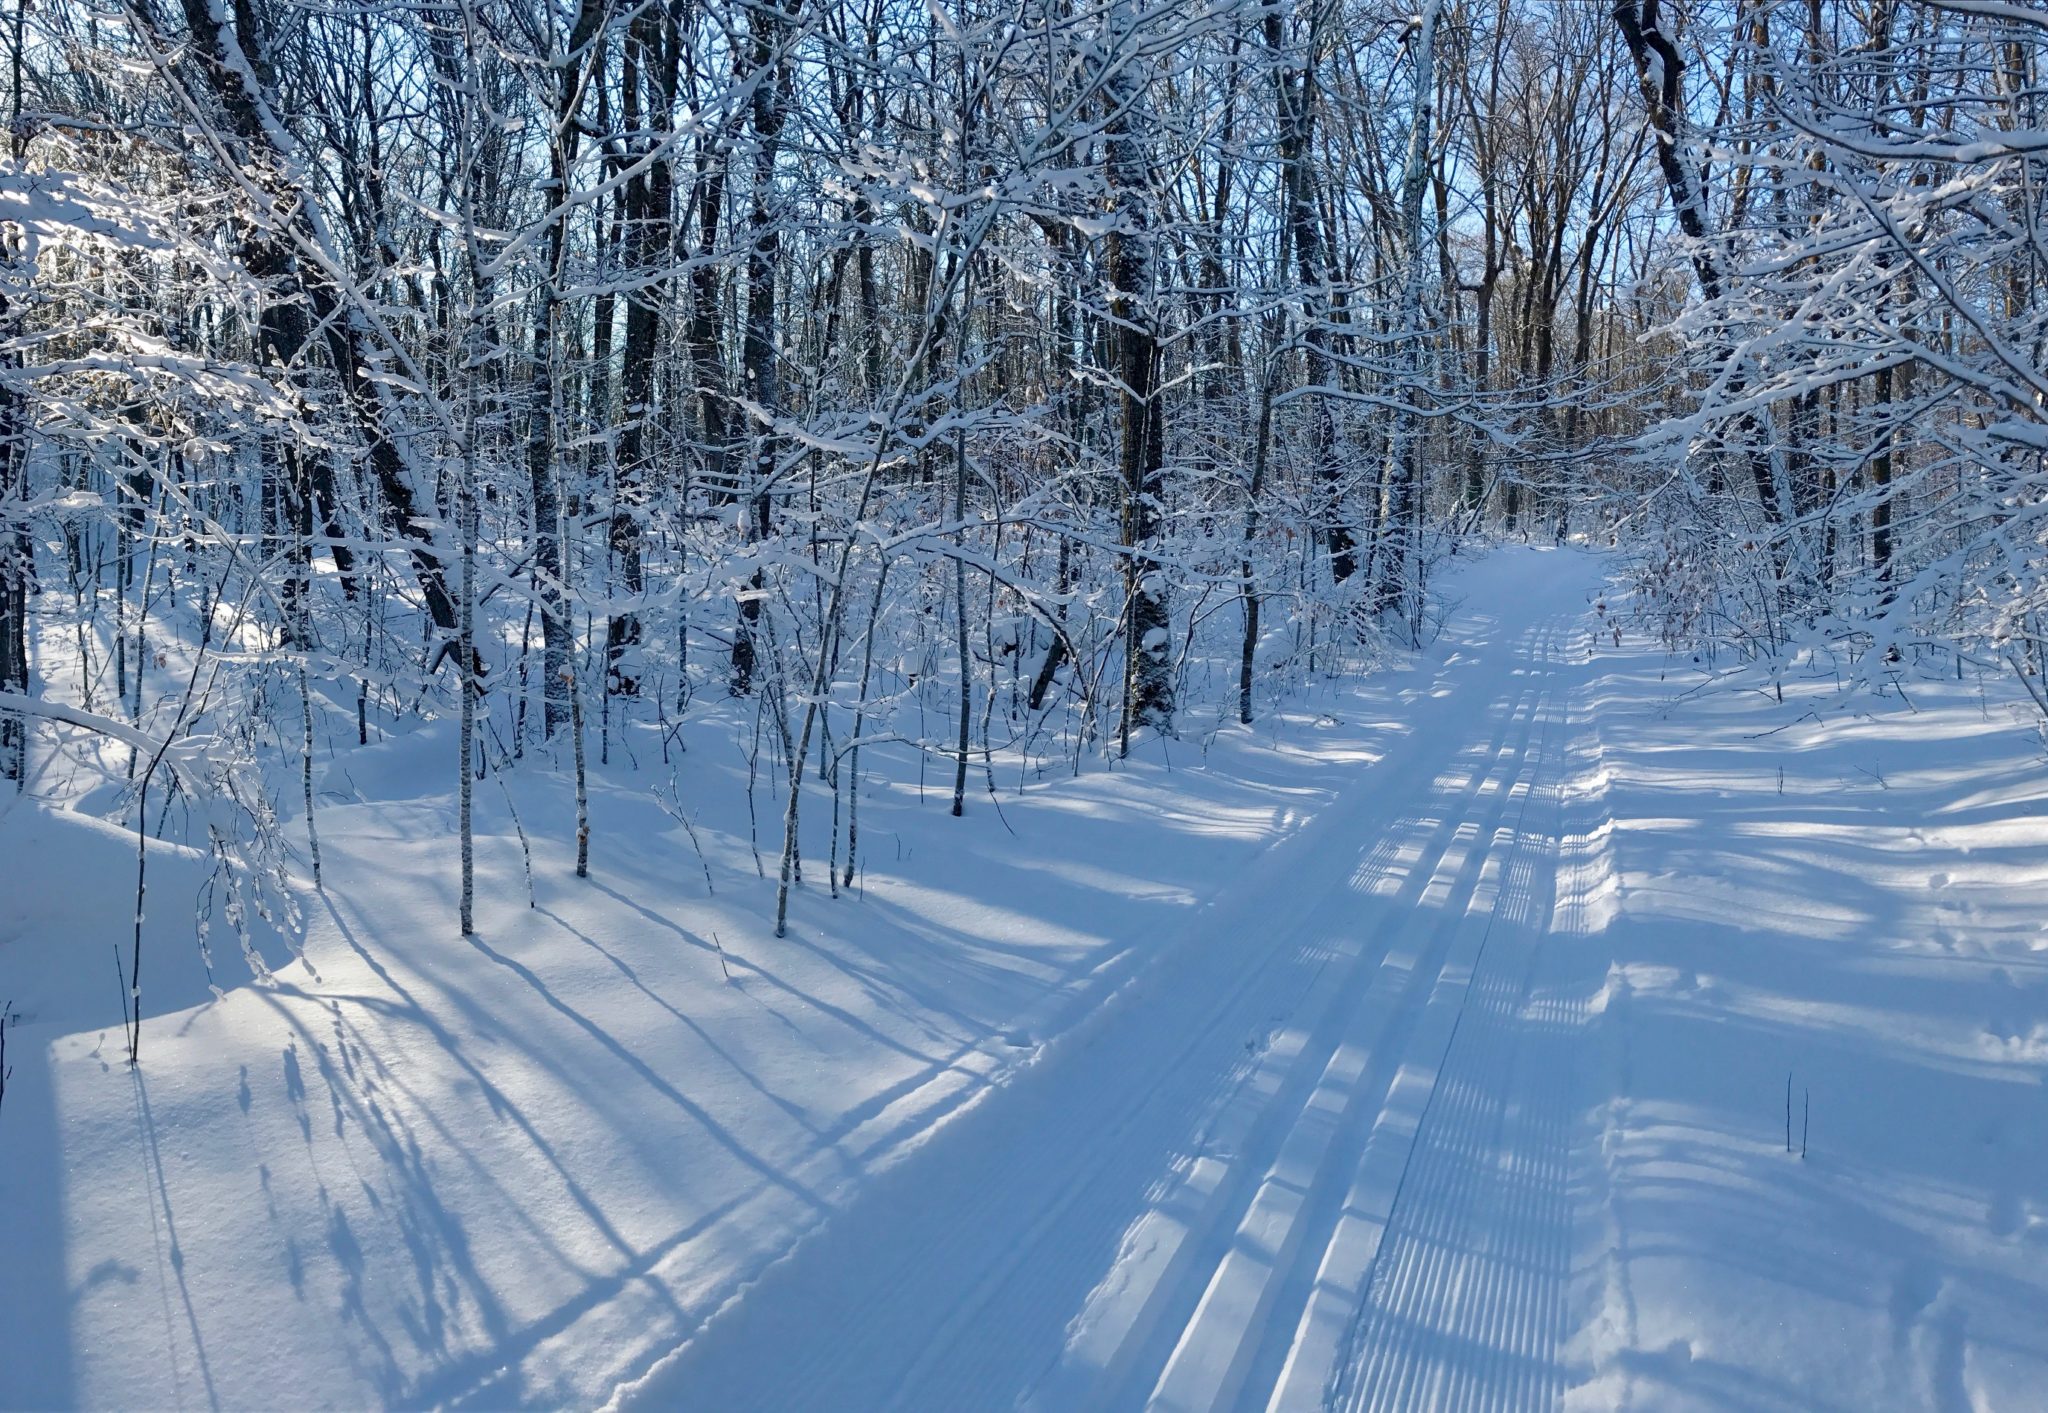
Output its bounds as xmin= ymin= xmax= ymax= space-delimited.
xmin=4 ymin=546 xmax=2048 ymax=1411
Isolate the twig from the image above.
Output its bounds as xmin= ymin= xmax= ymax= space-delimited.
xmin=655 ymin=775 xmax=717 ymax=896
xmin=0 ymin=999 xmax=12 ymax=1114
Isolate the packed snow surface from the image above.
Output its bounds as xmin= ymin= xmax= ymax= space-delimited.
xmin=4 ymin=548 xmax=2046 ymax=1410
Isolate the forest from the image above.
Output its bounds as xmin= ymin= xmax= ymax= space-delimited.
xmin=2 ymin=0 xmax=2046 ymax=1408
xmin=2 ymin=0 xmax=2044 ymax=925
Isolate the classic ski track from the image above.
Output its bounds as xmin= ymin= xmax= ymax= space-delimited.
xmin=1009 ymin=661 xmax=1554 ymax=1413
xmin=1130 ymin=621 xmax=1568 ymax=1413
xmin=1328 ymin=617 xmax=1582 ymax=1413
xmin=608 ymin=600 xmax=1591 ymax=1413
xmin=1232 ymin=612 xmax=1573 ymax=1413
xmin=1215 ymin=618 xmax=1552 ymax=1413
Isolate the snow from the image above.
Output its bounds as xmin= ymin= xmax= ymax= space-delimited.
xmin=4 ymin=547 xmax=2047 ymax=1410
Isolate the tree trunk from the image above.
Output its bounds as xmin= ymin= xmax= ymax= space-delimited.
xmin=0 ymin=297 xmax=25 ymax=785
xmin=1265 ymin=11 xmax=1355 ymax=586
xmin=732 ymin=3 xmax=797 ymax=695
xmin=522 ymin=0 xmax=601 ymax=738
xmin=172 ymin=0 xmax=464 ymax=654
xmin=1378 ymin=0 xmax=1440 ymax=642
xmin=1104 ymin=29 xmax=1173 ymax=741
xmin=606 ymin=4 xmax=681 ymax=698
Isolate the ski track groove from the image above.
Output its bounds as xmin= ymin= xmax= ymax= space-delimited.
xmin=611 ymin=594 xmax=1596 ymax=1413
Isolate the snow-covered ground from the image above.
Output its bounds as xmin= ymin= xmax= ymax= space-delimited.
xmin=4 ymin=547 xmax=2045 ymax=1411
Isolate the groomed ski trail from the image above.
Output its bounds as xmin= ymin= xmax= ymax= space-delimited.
xmin=609 ymin=552 xmax=1601 ymax=1413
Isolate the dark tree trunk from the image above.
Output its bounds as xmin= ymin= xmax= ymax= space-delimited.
xmin=1105 ymin=49 xmax=1173 ymax=740
xmin=0 ymin=301 xmax=26 ymax=784
xmin=1266 ymin=12 xmax=1354 ymax=585
xmin=522 ymin=0 xmax=602 ymax=737
xmin=731 ymin=2 xmax=798 ymax=695
xmin=174 ymin=0 xmax=463 ymax=655
xmin=606 ymin=4 xmax=681 ymax=698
